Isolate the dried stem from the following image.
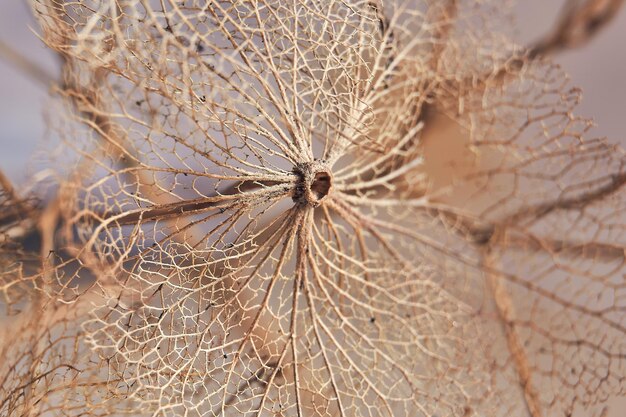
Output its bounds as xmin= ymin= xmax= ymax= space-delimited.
xmin=0 ymin=37 xmax=56 ymax=87
xmin=530 ymin=0 xmax=625 ymax=58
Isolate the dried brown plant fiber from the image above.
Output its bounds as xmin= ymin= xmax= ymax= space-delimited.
xmin=0 ymin=0 xmax=625 ymax=416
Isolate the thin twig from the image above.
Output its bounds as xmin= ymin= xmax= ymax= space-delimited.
xmin=484 ymin=252 xmax=544 ymax=417
xmin=529 ymin=0 xmax=625 ymax=58
xmin=0 ymin=38 xmax=56 ymax=87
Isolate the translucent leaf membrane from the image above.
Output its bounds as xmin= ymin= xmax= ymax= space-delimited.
xmin=11 ymin=0 xmax=624 ymax=416
xmin=0 ymin=293 xmax=142 ymax=416
xmin=0 ymin=177 xmax=40 ymax=314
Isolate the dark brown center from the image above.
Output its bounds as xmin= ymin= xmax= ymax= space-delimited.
xmin=310 ymin=171 xmax=332 ymax=201
xmin=292 ymin=161 xmax=333 ymax=207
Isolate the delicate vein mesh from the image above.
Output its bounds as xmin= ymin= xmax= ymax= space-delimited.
xmin=1 ymin=0 xmax=624 ymax=416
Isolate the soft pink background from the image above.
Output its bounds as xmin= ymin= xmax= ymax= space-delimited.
xmin=1 ymin=2 xmax=624 ymax=181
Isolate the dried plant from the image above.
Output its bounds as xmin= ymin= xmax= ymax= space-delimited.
xmin=1 ymin=0 xmax=625 ymax=416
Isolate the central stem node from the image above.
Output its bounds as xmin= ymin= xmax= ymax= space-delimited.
xmin=292 ymin=161 xmax=333 ymax=207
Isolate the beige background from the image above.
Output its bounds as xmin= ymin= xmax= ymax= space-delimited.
xmin=1 ymin=1 xmax=625 ymax=181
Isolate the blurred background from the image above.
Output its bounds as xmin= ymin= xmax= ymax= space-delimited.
xmin=1 ymin=1 xmax=625 ymax=183
xmin=0 ymin=1 xmax=624 ymax=415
